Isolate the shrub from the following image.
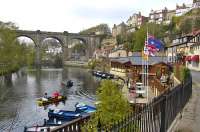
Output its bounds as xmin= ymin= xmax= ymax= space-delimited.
xmin=180 ymin=66 xmax=191 ymax=82
xmin=82 ymin=80 xmax=131 ymax=131
xmin=174 ymin=64 xmax=190 ymax=82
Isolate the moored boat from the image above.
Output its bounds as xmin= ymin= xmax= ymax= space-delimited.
xmin=24 ymin=117 xmax=73 ymax=132
xmin=44 ymin=118 xmax=69 ymax=126
xmin=48 ymin=109 xmax=81 ymax=120
xmin=92 ymin=71 xmax=114 ymax=79
xmin=75 ymin=102 xmax=96 ymax=113
xmin=36 ymin=95 xmax=67 ymax=106
xmin=24 ymin=125 xmax=55 ymax=132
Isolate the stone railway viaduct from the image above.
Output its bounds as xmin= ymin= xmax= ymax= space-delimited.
xmin=15 ymin=30 xmax=104 ymax=67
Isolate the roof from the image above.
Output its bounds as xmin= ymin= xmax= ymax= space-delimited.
xmin=111 ymin=59 xmax=132 ymax=65
xmin=110 ymin=56 xmax=168 ymax=66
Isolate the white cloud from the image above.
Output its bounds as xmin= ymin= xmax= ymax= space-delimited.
xmin=0 ymin=0 xmax=192 ymax=32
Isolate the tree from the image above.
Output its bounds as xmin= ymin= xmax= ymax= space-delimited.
xmin=0 ymin=27 xmax=21 ymax=71
xmin=132 ymin=23 xmax=168 ymax=51
xmin=124 ymin=42 xmax=134 ymax=56
xmin=116 ymin=34 xmax=125 ymax=45
xmin=170 ymin=9 xmax=200 ymax=35
xmin=88 ymin=59 xmax=97 ymax=70
xmin=132 ymin=25 xmax=146 ymax=51
xmin=54 ymin=54 xmax=63 ymax=68
xmin=0 ymin=23 xmax=32 ymax=73
xmin=82 ymin=80 xmax=130 ymax=131
xmin=80 ymin=24 xmax=111 ymax=35
xmin=194 ymin=17 xmax=200 ymax=30
xmin=26 ymin=48 xmax=35 ymax=68
xmin=179 ymin=18 xmax=193 ymax=34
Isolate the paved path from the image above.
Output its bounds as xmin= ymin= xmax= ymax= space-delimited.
xmin=175 ymin=71 xmax=200 ymax=132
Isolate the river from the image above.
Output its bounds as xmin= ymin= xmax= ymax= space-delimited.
xmin=0 ymin=67 xmax=99 ymax=132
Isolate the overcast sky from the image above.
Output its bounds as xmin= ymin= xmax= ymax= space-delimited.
xmin=0 ymin=0 xmax=192 ymax=33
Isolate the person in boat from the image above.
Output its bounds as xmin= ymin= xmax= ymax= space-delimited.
xmin=67 ymin=80 xmax=73 ymax=87
xmin=41 ymin=92 xmax=49 ymax=101
xmin=52 ymin=91 xmax=61 ymax=99
xmin=44 ymin=92 xmax=48 ymax=98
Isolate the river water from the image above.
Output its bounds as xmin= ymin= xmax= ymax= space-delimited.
xmin=0 ymin=67 xmax=99 ymax=132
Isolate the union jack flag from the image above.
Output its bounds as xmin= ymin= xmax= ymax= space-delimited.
xmin=143 ymin=34 xmax=164 ymax=57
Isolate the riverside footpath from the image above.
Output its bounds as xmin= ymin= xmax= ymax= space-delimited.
xmin=175 ymin=71 xmax=200 ymax=132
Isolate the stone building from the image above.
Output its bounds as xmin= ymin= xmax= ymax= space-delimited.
xmin=93 ymin=38 xmax=116 ymax=59
xmin=126 ymin=12 xmax=147 ymax=32
xmin=108 ymin=45 xmax=133 ymax=58
xmin=164 ymin=10 xmax=176 ymax=25
xmin=149 ymin=8 xmax=168 ymax=24
xmin=109 ymin=49 xmax=133 ymax=58
xmin=112 ymin=22 xmax=127 ymax=37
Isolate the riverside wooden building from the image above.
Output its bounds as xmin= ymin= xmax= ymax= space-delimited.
xmin=110 ymin=55 xmax=173 ymax=96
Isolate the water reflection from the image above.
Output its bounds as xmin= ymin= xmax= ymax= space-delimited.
xmin=0 ymin=67 xmax=99 ymax=132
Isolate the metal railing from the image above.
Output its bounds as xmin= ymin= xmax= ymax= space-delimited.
xmin=51 ymin=77 xmax=192 ymax=132
xmin=51 ymin=115 xmax=90 ymax=132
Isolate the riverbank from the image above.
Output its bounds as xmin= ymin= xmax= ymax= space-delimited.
xmin=64 ymin=61 xmax=89 ymax=68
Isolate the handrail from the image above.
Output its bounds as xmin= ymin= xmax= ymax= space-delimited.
xmin=50 ymin=115 xmax=90 ymax=132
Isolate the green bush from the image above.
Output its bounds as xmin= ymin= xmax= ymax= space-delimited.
xmin=180 ymin=66 xmax=191 ymax=82
xmin=82 ymin=80 xmax=131 ymax=131
xmin=174 ymin=65 xmax=190 ymax=82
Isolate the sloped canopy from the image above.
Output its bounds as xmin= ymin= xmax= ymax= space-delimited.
xmin=191 ymin=55 xmax=199 ymax=62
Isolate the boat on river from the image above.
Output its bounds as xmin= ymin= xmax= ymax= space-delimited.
xmin=61 ymin=80 xmax=73 ymax=87
xmin=92 ymin=71 xmax=114 ymax=79
xmin=24 ymin=116 xmax=75 ymax=131
xmin=24 ymin=126 xmax=55 ymax=132
xmin=36 ymin=95 xmax=67 ymax=106
xmin=48 ymin=109 xmax=81 ymax=120
xmin=44 ymin=118 xmax=69 ymax=126
xmin=75 ymin=102 xmax=96 ymax=113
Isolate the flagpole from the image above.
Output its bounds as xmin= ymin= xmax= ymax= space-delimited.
xmin=146 ymin=28 xmax=149 ymax=103
xmin=144 ymin=39 xmax=148 ymax=102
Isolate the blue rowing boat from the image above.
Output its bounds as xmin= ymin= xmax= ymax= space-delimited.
xmin=75 ymin=103 xmax=96 ymax=113
xmin=48 ymin=109 xmax=81 ymax=120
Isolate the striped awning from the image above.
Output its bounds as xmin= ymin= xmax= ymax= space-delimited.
xmin=191 ymin=55 xmax=199 ymax=62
